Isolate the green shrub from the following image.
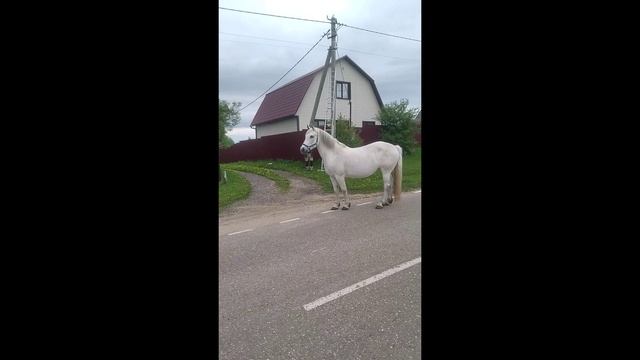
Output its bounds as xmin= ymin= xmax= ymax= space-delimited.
xmin=335 ymin=115 xmax=363 ymax=148
xmin=376 ymin=99 xmax=419 ymax=155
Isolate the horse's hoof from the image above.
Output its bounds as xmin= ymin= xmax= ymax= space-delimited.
xmin=341 ymin=206 xmax=349 ymax=210
xmin=382 ymin=202 xmax=389 ymax=206
xmin=331 ymin=206 xmax=339 ymax=210
xmin=388 ymin=197 xmax=393 ymax=204
xmin=375 ymin=204 xmax=384 ymax=209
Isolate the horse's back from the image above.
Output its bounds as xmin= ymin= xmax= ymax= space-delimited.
xmin=364 ymin=141 xmax=401 ymax=162
xmin=338 ymin=141 xmax=400 ymax=178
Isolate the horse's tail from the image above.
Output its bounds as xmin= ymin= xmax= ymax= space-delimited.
xmin=393 ymin=145 xmax=403 ymax=200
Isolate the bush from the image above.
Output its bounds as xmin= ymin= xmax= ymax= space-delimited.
xmin=376 ymin=99 xmax=419 ymax=155
xmin=335 ymin=115 xmax=363 ymax=148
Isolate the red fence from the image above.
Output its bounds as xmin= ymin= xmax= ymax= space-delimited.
xmin=219 ymin=125 xmax=421 ymax=163
xmin=220 ymin=130 xmax=316 ymax=163
xmin=358 ymin=123 xmax=421 ymax=145
xmin=357 ymin=124 xmax=383 ymax=145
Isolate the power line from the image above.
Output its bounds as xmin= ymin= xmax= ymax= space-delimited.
xmin=339 ymin=23 xmax=421 ymax=43
xmin=220 ymin=32 xmax=417 ymax=61
xmin=220 ymin=6 xmax=330 ymax=24
xmin=219 ymin=7 xmax=419 ymax=43
xmin=239 ymin=30 xmax=331 ymax=112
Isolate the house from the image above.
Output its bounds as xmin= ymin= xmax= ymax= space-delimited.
xmin=250 ymin=55 xmax=384 ymax=139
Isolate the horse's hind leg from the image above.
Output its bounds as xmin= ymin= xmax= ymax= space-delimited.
xmin=329 ymin=176 xmax=341 ymax=210
xmin=377 ymin=170 xmax=392 ymax=208
xmin=387 ymin=170 xmax=394 ymax=204
xmin=335 ymin=175 xmax=351 ymax=210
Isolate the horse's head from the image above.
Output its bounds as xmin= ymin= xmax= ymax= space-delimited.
xmin=300 ymin=124 xmax=319 ymax=155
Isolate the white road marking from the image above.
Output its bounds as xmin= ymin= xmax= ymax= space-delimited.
xmin=303 ymin=257 xmax=422 ymax=311
xmin=356 ymin=201 xmax=373 ymax=206
xmin=280 ymin=217 xmax=300 ymax=224
xmin=321 ymin=210 xmax=336 ymax=214
xmin=227 ymin=229 xmax=253 ymax=236
xmin=412 ymin=190 xmax=421 ymax=193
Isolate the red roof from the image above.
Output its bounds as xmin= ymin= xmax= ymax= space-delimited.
xmin=250 ymin=71 xmax=316 ymax=126
xmin=250 ymin=55 xmax=383 ymax=127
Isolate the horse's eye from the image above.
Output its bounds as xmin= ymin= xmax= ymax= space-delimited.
xmin=310 ymin=135 xmax=314 ymax=138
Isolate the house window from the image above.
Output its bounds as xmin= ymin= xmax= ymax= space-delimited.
xmin=336 ymin=81 xmax=351 ymax=100
xmin=362 ymin=121 xmax=375 ymax=127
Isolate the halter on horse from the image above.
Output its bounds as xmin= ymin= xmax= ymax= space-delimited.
xmin=300 ymin=125 xmax=403 ymax=210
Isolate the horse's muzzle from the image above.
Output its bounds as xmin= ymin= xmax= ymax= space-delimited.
xmin=300 ymin=146 xmax=308 ymax=155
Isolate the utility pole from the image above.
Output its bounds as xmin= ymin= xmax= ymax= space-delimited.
xmin=306 ymin=16 xmax=338 ymax=171
xmin=308 ymin=16 xmax=338 ymax=132
xmin=329 ymin=15 xmax=337 ymax=137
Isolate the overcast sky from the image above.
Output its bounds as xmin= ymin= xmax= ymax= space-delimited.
xmin=219 ymin=0 xmax=421 ymax=143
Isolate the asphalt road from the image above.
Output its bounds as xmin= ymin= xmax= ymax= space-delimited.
xmin=219 ymin=190 xmax=422 ymax=360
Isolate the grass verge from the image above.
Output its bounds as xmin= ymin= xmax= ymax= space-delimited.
xmin=218 ymin=170 xmax=251 ymax=209
xmin=221 ymin=164 xmax=289 ymax=192
xmin=224 ymin=148 xmax=421 ymax=194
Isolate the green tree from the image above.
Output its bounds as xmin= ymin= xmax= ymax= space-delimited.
xmin=219 ymin=99 xmax=241 ymax=149
xmin=219 ymin=99 xmax=241 ymax=182
xmin=335 ymin=115 xmax=363 ymax=148
xmin=375 ymin=99 xmax=419 ymax=155
xmin=221 ymin=135 xmax=234 ymax=148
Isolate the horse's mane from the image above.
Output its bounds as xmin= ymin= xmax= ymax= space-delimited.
xmin=315 ymin=127 xmax=348 ymax=150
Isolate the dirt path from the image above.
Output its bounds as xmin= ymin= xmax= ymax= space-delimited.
xmin=219 ymin=170 xmax=381 ymax=221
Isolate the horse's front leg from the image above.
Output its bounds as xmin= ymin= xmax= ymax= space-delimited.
xmin=329 ymin=176 xmax=341 ymax=210
xmin=336 ymin=175 xmax=351 ymax=210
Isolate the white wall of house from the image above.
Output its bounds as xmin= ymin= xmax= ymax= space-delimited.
xmin=296 ymin=59 xmax=381 ymax=129
xmin=255 ymin=116 xmax=298 ymax=138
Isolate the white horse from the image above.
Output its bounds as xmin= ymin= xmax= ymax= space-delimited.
xmin=299 ymin=125 xmax=403 ymax=210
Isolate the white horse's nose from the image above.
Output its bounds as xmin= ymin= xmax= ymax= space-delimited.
xmin=300 ymin=146 xmax=307 ymax=154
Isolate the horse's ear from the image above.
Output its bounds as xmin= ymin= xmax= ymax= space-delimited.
xmin=307 ymin=124 xmax=310 ymax=129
